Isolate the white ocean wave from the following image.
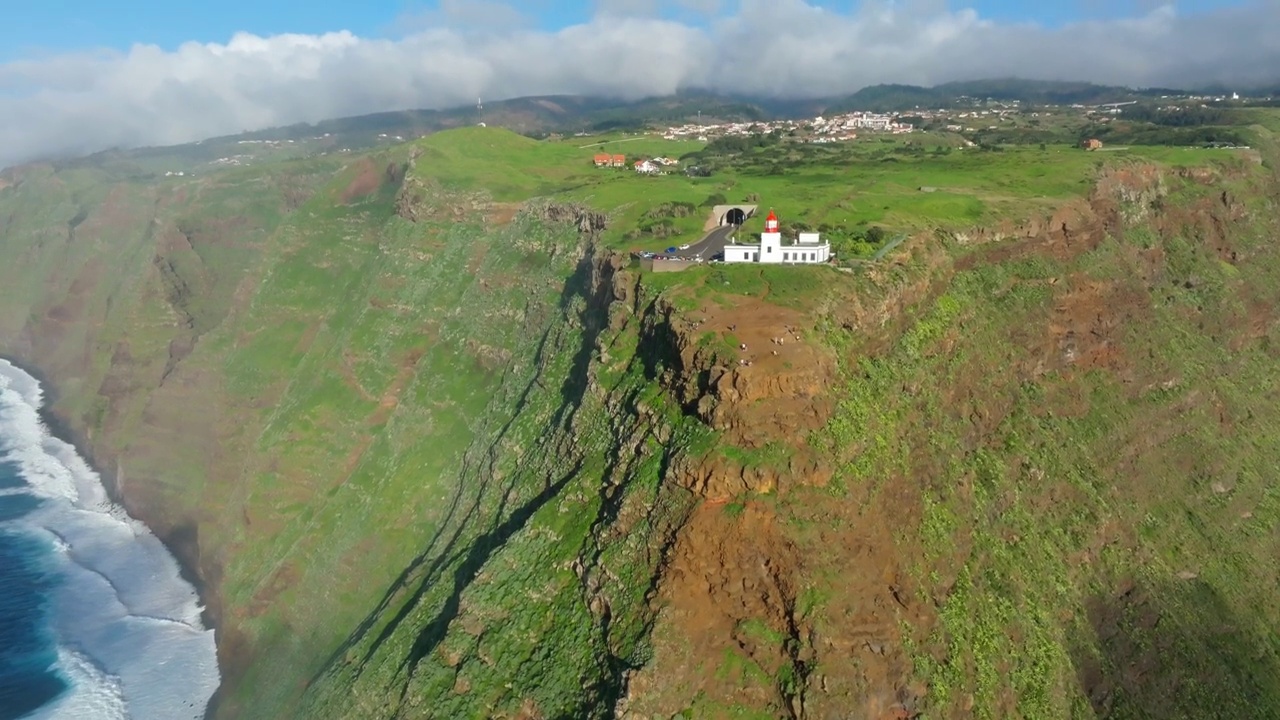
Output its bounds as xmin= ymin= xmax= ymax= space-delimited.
xmin=26 ymin=646 xmax=128 ymax=720
xmin=0 ymin=359 xmax=45 ymax=410
xmin=0 ymin=359 xmax=220 ymax=719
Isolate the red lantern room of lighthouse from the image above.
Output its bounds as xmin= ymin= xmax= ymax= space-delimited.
xmin=764 ymin=209 xmax=779 ymax=233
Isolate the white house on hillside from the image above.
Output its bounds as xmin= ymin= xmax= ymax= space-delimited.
xmin=723 ymin=210 xmax=831 ymax=264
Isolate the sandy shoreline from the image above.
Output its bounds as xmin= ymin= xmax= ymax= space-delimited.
xmin=0 ymin=353 xmax=223 ymax=719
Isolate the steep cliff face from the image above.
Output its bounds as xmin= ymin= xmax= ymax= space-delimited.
xmin=439 ymin=146 xmax=1275 ymax=719
xmin=290 ymin=216 xmax=700 ymax=719
xmin=3 ymin=130 xmax=1280 ymax=720
xmin=0 ymin=149 xmax=706 ymax=718
xmin=584 ymin=151 xmax=1280 ymax=719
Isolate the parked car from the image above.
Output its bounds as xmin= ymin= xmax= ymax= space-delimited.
xmin=679 ymin=244 xmax=691 ymax=250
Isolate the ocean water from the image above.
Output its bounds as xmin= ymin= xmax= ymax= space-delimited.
xmin=0 ymin=360 xmax=219 ymax=719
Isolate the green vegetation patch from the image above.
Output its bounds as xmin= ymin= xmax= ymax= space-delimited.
xmin=807 ymin=163 xmax=1280 ymax=717
xmin=399 ymin=123 xmax=1253 ymax=261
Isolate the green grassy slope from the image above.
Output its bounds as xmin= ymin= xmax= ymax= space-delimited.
xmin=0 ymin=136 xmax=705 ymax=718
xmin=814 ymin=174 xmax=1280 ymax=717
xmin=208 ymin=205 xmax=653 ymax=718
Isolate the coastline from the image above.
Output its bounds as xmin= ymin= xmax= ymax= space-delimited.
xmin=0 ymin=352 xmax=223 ymax=719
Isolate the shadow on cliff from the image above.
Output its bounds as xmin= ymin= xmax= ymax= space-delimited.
xmin=1070 ymin=577 xmax=1280 ymax=719
xmin=311 ymin=238 xmax=615 ymax=694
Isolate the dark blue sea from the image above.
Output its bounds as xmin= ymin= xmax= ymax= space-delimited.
xmin=0 ymin=458 xmax=66 ymax=720
xmin=0 ymin=360 xmax=219 ymax=719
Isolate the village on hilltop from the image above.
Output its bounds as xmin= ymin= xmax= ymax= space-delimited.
xmin=653 ymin=91 xmax=1259 ymax=146
xmin=660 ymin=110 xmax=916 ymax=144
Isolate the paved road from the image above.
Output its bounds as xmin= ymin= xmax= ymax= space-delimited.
xmin=871 ymin=232 xmax=909 ymax=261
xmin=673 ymin=224 xmax=737 ymax=260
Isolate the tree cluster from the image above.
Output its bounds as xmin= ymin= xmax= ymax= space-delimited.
xmin=688 ymin=131 xmax=783 ymax=160
xmin=1120 ymin=105 xmax=1238 ymax=127
xmin=1080 ymin=122 xmax=1248 ymax=147
xmin=643 ymin=201 xmax=698 ymax=219
xmin=781 ymin=221 xmax=889 ymax=259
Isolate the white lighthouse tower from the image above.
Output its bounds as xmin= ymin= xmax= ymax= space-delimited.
xmin=759 ymin=209 xmax=782 ymax=263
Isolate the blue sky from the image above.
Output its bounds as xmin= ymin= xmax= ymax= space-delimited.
xmin=0 ymin=0 xmax=1249 ymax=60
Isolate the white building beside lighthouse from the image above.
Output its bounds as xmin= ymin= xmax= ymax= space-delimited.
xmin=723 ymin=209 xmax=831 ymax=264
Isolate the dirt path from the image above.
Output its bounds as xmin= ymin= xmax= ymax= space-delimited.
xmin=575 ymin=137 xmax=649 ymax=149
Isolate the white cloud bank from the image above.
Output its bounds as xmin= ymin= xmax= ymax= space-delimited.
xmin=1 ymin=0 xmax=1278 ymax=167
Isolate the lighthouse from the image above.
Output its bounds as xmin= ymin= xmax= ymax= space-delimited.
xmin=759 ymin=209 xmax=782 ymax=260
xmin=721 ymin=205 xmax=832 ymax=265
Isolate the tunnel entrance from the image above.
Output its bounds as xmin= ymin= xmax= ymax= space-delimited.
xmin=713 ymin=204 xmax=756 ymax=227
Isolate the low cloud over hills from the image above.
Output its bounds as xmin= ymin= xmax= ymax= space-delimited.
xmin=2 ymin=0 xmax=1278 ymax=168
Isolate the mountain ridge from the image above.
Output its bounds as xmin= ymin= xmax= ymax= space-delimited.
xmin=7 ymin=77 xmax=1276 ymax=175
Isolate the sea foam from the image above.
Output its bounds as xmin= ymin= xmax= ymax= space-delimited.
xmin=0 ymin=360 xmax=219 ymax=719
